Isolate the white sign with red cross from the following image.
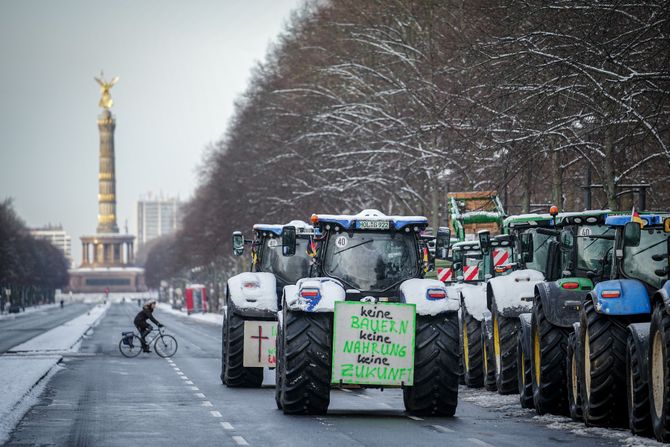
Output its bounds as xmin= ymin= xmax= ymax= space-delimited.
xmin=243 ymin=321 xmax=277 ymax=367
xmin=437 ymin=267 xmax=453 ymax=282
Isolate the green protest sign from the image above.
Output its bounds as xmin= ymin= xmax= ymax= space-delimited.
xmin=331 ymin=302 xmax=415 ymax=386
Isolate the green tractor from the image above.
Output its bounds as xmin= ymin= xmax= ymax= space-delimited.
xmin=518 ymin=210 xmax=613 ymax=416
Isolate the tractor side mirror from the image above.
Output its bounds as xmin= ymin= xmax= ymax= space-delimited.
xmin=281 ymin=226 xmax=297 ymax=256
xmin=232 ymin=231 xmax=244 ymax=257
xmin=478 ymin=230 xmax=491 ymax=253
xmin=435 ymin=227 xmax=451 ymax=260
xmin=623 ymin=221 xmax=641 ymax=248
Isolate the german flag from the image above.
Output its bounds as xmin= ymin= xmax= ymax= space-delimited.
xmin=631 ymin=207 xmax=646 ymax=228
xmin=306 ymin=239 xmax=318 ymax=257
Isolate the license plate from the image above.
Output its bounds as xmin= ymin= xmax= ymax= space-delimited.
xmin=357 ymin=220 xmax=390 ymax=230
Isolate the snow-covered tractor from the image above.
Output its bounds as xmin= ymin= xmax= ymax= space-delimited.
xmin=515 ymin=210 xmax=612 ymax=416
xmin=572 ymin=213 xmax=669 ymax=439
xmin=484 ymin=213 xmax=555 ymax=396
xmin=221 ymin=221 xmax=313 ymax=387
xmin=275 ymin=210 xmax=460 ymax=416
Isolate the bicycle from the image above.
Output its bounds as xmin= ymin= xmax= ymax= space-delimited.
xmin=118 ymin=326 xmax=178 ymax=358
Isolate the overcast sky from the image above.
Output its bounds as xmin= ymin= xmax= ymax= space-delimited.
xmin=0 ymin=0 xmax=303 ymax=264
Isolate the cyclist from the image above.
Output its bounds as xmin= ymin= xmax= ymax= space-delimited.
xmin=134 ymin=300 xmax=163 ymax=353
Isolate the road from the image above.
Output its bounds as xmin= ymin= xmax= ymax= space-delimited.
xmin=5 ymin=303 xmax=632 ymax=446
xmin=0 ymin=303 xmax=92 ymax=354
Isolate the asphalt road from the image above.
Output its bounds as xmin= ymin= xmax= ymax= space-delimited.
xmin=0 ymin=303 xmax=92 ymax=354
xmin=5 ymin=303 xmax=630 ymax=446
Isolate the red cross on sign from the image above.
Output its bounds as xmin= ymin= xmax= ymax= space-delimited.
xmin=250 ymin=325 xmax=269 ymax=363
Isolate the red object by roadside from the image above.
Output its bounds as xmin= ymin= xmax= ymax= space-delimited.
xmin=184 ymin=284 xmax=207 ymax=314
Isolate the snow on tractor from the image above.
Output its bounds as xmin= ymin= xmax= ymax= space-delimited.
xmin=274 ymin=210 xmax=460 ymax=416
xmin=483 ymin=212 xmax=556 ymax=397
xmin=572 ymin=213 xmax=669 ymax=440
xmin=515 ymin=210 xmax=613 ymax=416
xmin=221 ymin=221 xmax=313 ymax=388
xmin=445 ymin=235 xmax=514 ymax=390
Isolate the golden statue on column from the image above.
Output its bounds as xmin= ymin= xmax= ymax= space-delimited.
xmin=94 ymin=72 xmax=119 ymax=109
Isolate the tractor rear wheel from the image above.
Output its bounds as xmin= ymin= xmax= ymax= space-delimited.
xmin=404 ymin=313 xmax=459 ymax=416
xmin=567 ymin=331 xmax=583 ymax=421
xmin=579 ymin=299 xmax=628 ymax=427
xmin=626 ymin=331 xmax=651 ymax=436
xmin=222 ymin=310 xmax=263 ymax=387
xmin=482 ymin=320 xmax=497 ymax=392
xmin=517 ymin=334 xmax=534 ymax=409
xmin=492 ymin=305 xmax=518 ymax=395
xmin=531 ymin=298 xmax=569 ymax=415
xmin=281 ymin=308 xmax=332 ymax=415
xmin=649 ymin=304 xmax=670 ymax=442
xmin=462 ymin=310 xmax=484 ymax=388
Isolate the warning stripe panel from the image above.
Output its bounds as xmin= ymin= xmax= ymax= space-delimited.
xmin=463 ymin=265 xmax=479 ymax=281
xmin=493 ymin=249 xmax=510 ymax=266
xmin=437 ymin=268 xmax=453 ymax=282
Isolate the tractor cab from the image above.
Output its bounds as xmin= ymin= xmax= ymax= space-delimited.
xmin=282 ymin=210 xmax=428 ymax=301
xmin=503 ymin=213 xmax=556 ymax=276
xmin=606 ymin=213 xmax=670 ymax=293
xmin=449 ymin=241 xmax=486 ymax=283
xmin=233 ymin=220 xmax=314 ymax=293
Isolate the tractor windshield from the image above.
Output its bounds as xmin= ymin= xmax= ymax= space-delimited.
xmin=576 ymin=225 xmax=614 ymax=272
xmin=622 ymin=229 xmax=669 ymax=289
xmin=322 ymin=231 xmax=418 ymax=292
xmin=260 ymin=237 xmax=312 ymax=284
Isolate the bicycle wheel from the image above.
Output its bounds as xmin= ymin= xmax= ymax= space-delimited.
xmin=119 ymin=335 xmax=142 ymax=358
xmin=154 ymin=334 xmax=178 ymax=358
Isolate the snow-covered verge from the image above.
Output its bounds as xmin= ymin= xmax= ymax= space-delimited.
xmin=0 ymin=303 xmax=59 ymax=321
xmin=0 ymin=302 xmax=111 ymax=443
xmin=157 ymin=303 xmax=223 ymax=326
xmin=8 ymin=302 xmax=110 ymax=353
xmin=0 ymin=355 xmax=62 ymax=444
xmin=459 ymin=386 xmax=664 ymax=446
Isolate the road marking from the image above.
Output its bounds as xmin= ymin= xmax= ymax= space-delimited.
xmin=232 ymin=436 xmax=249 ymax=446
xmin=180 ymin=376 xmax=188 ymax=380
xmin=176 ymin=371 xmax=184 ymax=376
xmin=202 ymin=401 xmax=213 ymax=407
xmin=173 ymin=368 xmax=181 ymax=371
xmin=210 ymin=411 xmax=222 ymax=417
xmin=185 ymin=381 xmax=194 ymax=385
xmin=340 ymin=388 xmax=352 ymax=393
xmin=468 ymin=438 xmax=494 ymax=447
xmin=431 ymin=425 xmax=454 ymax=433
xmin=356 ymin=394 xmax=371 ymax=399
xmin=189 ymin=386 xmax=199 ymax=390
xmin=408 ymin=415 xmax=423 ymax=421
xmin=220 ymin=422 xmax=234 ymax=430
xmin=194 ymin=393 xmax=206 ymax=398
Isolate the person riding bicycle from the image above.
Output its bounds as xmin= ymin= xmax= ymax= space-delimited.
xmin=134 ymin=300 xmax=163 ymax=353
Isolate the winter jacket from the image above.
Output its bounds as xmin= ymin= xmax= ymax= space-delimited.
xmin=134 ymin=306 xmax=160 ymax=327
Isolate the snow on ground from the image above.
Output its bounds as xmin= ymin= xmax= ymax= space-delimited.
xmin=460 ymin=386 xmax=664 ymax=446
xmin=157 ymin=302 xmax=223 ymax=326
xmin=0 ymin=356 xmax=62 ymax=444
xmin=0 ymin=303 xmax=59 ymax=321
xmin=8 ymin=302 xmax=110 ymax=353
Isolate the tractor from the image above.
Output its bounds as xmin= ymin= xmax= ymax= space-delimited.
xmin=275 ymin=210 xmax=459 ymax=416
xmin=220 ymin=221 xmax=313 ymax=387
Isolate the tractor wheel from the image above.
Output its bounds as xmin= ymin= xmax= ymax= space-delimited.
xmin=649 ymin=304 xmax=670 ymax=442
xmin=580 ymin=299 xmax=628 ymax=427
xmin=567 ymin=331 xmax=583 ymax=421
xmin=517 ymin=333 xmax=534 ymax=408
xmin=482 ymin=320 xmax=497 ymax=392
xmin=222 ymin=310 xmax=263 ymax=387
xmin=462 ymin=310 xmax=484 ymax=388
xmin=275 ymin=323 xmax=284 ymax=410
xmin=531 ymin=298 xmax=569 ymax=415
xmin=404 ymin=313 xmax=459 ymax=416
xmin=492 ymin=305 xmax=519 ymax=395
xmin=627 ymin=331 xmax=651 ymax=436
xmin=281 ymin=308 xmax=332 ymax=415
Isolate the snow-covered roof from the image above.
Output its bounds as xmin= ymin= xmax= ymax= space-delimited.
xmin=253 ymin=220 xmax=313 ymax=236
xmin=315 ymin=209 xmax=428 ymax=230
xmin=503 ymin=213 xmax=553 ymax=226
xmin=452 ymin=241 xmax=481 ymax=251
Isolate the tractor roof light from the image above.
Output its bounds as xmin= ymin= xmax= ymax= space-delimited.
xmin=310 ymin=214 xmax=319 ymax=224
xmin=549 ymin=205 xmax=559 ymax=217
